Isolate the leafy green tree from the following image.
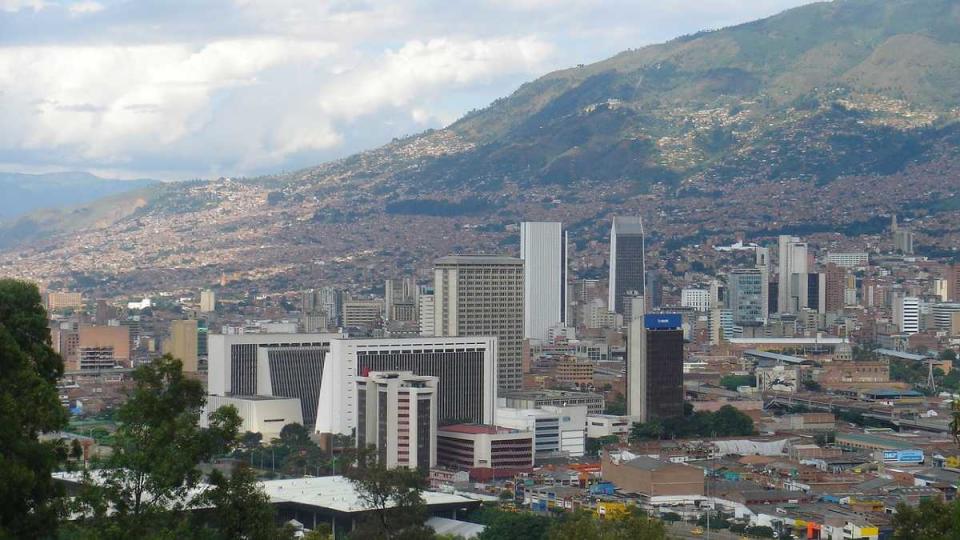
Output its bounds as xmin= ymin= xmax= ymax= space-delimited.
xmin=346 ymin=453 xmax=430 ymax=539
xmin=548 ymin=510 xmax=666 ymax=539
xmin=0 ymin=279 xmax=68 ymax=538
xmin=204 ymin=463 xmax=283 ymax=540
xmin=629 ymin=419 xmax=664 ymax=441
xmin=475 ymin=509 xmax=551 ymax=540
xmin=71 ymin=355 xmax=242 ymax=538
xmin=712 ymin=405 xmax=755 ymax=436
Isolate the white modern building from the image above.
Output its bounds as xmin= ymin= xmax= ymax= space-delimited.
xmin=894 ymin=296 xmax=921 ymax=335
xmin=207 ymin=332 xmax=344 ymax=427
xmin=495 ymin=404 xmax=587 ymax=459
xmin=680 ymin=289 xmax=711 ymax=312
xmin=520 ymin=221 xmax=568 ymax=342
xmin=356 ymin=371 xmax=438 ymax=470
xmin=315 ymin=336 xmax=498 ymax=436
xmin=201 ymin=395 xmax=303 ymax=439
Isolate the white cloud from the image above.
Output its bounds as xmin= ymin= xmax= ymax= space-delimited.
xmin=0 ymin=39 xmax=338 ymax=165
xmin=0 ymin=0 xmax=47 ymax=12
xmin=68 ymin=1 xmax=104 ymax=15
xmin=0 ymin=0 xmax=819 ymax=178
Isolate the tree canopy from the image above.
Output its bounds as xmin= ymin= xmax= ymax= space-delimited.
xmin=0 ymin=279 xmax=68 ymax=538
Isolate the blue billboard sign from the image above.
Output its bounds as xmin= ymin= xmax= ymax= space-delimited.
xmin=644 ymin=314 xmax=682 ymax=330
xmin=882 ymin=450 xmax=924 ymax=463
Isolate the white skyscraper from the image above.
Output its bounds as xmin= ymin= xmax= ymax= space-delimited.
xmin=520 ymin=222 xmax=567 ymax=342
xmin=894 ymin=295 xmax=921 ymax=335
xmin=777 ymin=235 xmax=808 ymax=313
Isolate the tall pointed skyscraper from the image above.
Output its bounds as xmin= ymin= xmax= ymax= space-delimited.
xmin=520 ymin=222 xmax=568 ymax=342
xmin=608 ymin=216 xmax=645 ymax=316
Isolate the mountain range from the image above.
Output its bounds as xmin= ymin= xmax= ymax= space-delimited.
xmin=2 ymin=0 xmax=959 ymax=294
xmin=0 ymin=172 xmax=157 ymax=223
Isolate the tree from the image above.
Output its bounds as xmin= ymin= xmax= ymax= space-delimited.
xmin=346 ymin=454 xmax=430 ymax=539
xmin=629 ymin=419 xmax=664 ymax=441
xmin=0 ymin=279 xmax=68 ymax=538
xmin=548 ymin=510 xmax=666 ymax=539
xmin=204 ymin=463 xmax=282 ymax=540
xmin=72 ymin=355 xmax=242 ymax=538
xmin=475 ymin=509 xmax=551 ymax=540
xmin=712 ymin=405 xmax=755 ymax=437
xmin=891 ymin=499 xmax=960 ymax=539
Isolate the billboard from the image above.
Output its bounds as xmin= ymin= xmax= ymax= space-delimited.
xmin=882 ymin=449 xmax=924 ymax=463
xmin=644 ymin=313 xmax=682 ymax=330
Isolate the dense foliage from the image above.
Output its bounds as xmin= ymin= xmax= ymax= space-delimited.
xmin=0 ymin=279 xmax=68 ymax=538
xmin=630 ymin=405 xmax=755 ymax=441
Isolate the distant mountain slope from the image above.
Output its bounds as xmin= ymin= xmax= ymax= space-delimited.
xmin=2 ymin=0 xmax=960 ymax=291
xmin=0 ymin=171 xmax=158 ymax=222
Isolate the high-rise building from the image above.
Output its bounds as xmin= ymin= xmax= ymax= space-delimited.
xmin=318 ymin=287 xmax=343 ymax=328
xmin=608 ymin=217 xmax=645 ymax=316
xmin=520 ymin=222 xmax=567 ymax=342
xmin=727 ymin=268 xmax=768 ymax=325
xmin=385 ymin=277 xmax=418 ymax=322
xmin=356 ymin=371 xmax=438 ymax=470
xmin=315 ymin=336 xmax=498 ymax=435
xmin=200 ymin=289 xmax=217 ymax=313
xmin=893 ymin=295 xmax=920 ymax=335
xmin=777 ymin=235 xmax=808 ymax=313
xmin=627 ymin=314 xmax=684 ymax=422
xmin=824 ymin=263 xmax=847 ymax=314
xmin=418 ymin=294 xmax=435 ymax=336
xmin=207 ymin=332 xmax=344 ymax=427
xmin=805 ymin=272 xmax=826 ymax=314
xmin=165 ymin=319 xmax=199 ymax=372
xmin=947 ymin=264 xmax=960 ymax=302
xmin=433 ymin=256 xmax=524 ymax=391
xmin=892 ymin=216 xmax=915 ymax=255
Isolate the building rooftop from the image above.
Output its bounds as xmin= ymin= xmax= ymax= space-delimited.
xmin=875 ymin=349 xmax=930 ymax=362
xmin=745 ymin=349 xmax=811 ymax=365
xmin=612 ymin=216 xmax=644 ymax=235
xmin=433 ymin=255 xmax=523 ymax=266
xmin=623 ymin=455 xmax=679 ymax=472
xmin=501 ymin=389 xmax=603 ymax=401
xmin=261 ymin=476 xmax=477 ymax=513
xmin=438 ymin=424 xmax=520 ymax=435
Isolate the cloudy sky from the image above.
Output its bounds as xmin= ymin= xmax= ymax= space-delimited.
xmin=0 ymin=0 xmax=817 ymax=181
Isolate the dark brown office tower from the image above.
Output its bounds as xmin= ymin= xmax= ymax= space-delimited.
xmin=646 ymin=330 xmax=684 ymax=420
xmin=628 ymin=314 xmax=684 ymax=422
xmin=824 ymin=263 xmax=846 ymax=313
